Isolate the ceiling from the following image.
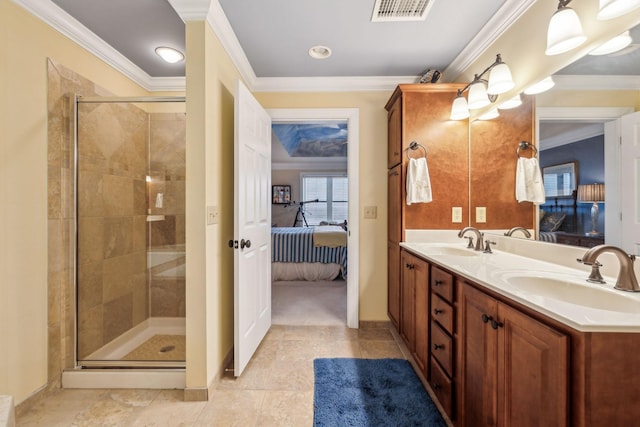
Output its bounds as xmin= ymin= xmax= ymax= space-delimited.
xmin=26 ymin=0 xmax=531 ymax=87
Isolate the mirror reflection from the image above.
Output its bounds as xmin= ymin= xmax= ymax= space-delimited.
xmin=494 ymin=23 xmax=640 ymax=250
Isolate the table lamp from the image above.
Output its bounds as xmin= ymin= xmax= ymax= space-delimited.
xmin=578 ymin=183 xmax=605 ymax=236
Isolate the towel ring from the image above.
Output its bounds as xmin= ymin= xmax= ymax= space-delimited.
xmin=516 ymin=141 xmax=537 ymax=158
xmin=405 ymin=141 xmax=427 ymax=160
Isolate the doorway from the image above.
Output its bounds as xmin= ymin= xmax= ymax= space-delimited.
xmin=268 ymin=108 xmax=360 ymax=328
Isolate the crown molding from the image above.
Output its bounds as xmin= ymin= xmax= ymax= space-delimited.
xmin=552 ymin=74 xmax=640 ymax=91
xmin=168 ymin=0 xmax=211 ymax=21
xmin=253 ymin=76 xmax=417 ymax=92
xmin=13 ymin=0 xmax=185 ymax=92
xmin=443 ymin=0 xmax=537 ymax=82
xmin=540 ymin=123 xmax=605 ymax=151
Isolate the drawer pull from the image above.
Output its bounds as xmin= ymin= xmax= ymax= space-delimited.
xmin=434 ymin=279 xmax=443 ymax=286
xmin=433 ymin=343 xmax=444 ymax=350
xmin=481 ymin=314 xmax=492 ymax=324
xmin=434 ymin=308 xmax=443 ymax=315
xmin=432 ymin=382 xmax=442 ymax=390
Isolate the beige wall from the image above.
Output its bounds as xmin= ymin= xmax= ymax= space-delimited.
xmin=257 ymin=92 xmax=391 ymax=321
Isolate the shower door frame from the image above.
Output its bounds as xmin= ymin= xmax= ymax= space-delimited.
xmin=73 ymin=95 xmax=187 ymax=369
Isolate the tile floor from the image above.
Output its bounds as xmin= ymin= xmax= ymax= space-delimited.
xmin=16 ymin=324 xmax=410 ymax=426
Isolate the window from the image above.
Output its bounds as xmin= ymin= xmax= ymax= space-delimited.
xmin=300 ymin=173 xmax=348 ymax=226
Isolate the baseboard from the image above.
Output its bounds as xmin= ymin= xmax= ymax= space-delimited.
xmin=184 ymin=347 xmax=234 ymax=402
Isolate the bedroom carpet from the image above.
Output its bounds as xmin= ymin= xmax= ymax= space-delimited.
xmin=313 ymin=358 xmax=446 ymax=427
xmin=272 ymin=279 xmax=346 ymax=325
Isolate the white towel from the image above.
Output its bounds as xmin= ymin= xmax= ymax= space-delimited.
xmin=515 ymin=157 xmax=545 ymax=205
xmin=406 ymin=157 xmax=433 ymax=205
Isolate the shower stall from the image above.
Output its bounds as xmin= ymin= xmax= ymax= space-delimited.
xmin=74 ymin=96 xmax=186 ymax=368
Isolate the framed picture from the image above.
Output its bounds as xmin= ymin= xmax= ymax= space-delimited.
xmin=542 ymin=161 xmax=578 ymax=198
xmin=272 ymin=185 xmax=291 ymax=204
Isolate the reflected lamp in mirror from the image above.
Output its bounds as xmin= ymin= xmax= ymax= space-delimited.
xmin=546 ymin=0 xmax=586 ymax=56
xmin=597 ymin=0 xmax=640 ymax=20
xmin=578 ymin=183 xmax=605 ymax=236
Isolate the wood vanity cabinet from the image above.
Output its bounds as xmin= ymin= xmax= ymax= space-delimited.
xmin=399 ymin=249 xmax=430 ymax=376
xmin=457 ymin=281 xmax=569 ymax=427
xmin=387 ymin=91 xmax=402 ymax=169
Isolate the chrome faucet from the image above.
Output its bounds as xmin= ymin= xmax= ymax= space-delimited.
xmin=458 ymin=226 xmax=484 ymax=251
xmin=578 ymin=244 xmax=640 ymax=292
xmin=504 ymin=226 xmax=532 ymax=238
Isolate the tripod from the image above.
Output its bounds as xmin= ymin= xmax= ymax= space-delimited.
xmin=291 ymin=199 xmax=319 ymax=227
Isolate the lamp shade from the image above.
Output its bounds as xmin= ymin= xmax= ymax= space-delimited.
xmin=597 ymin=0 xmax=640 ymax=20
xmin=468 ymin=81 xmax=491 ymax=110
xmin=578 ymin=183 xmax=605 ymax=203
xmin=589 ymin=31 xmax=632 ymax=55
xmin=487 ymin=62 xmax=515 ymax=95
xmin=498 ymin=94 xmax=522 ymax=110
xmin=524 ymin=76 xmax=555 ymax=95
xmin=545 ymin=6 xmax=587 ymax=56
xmin=450 ymin=94 xmax=470 ymax=120
xmin=478 ymin=108 xmax=500 ymax=121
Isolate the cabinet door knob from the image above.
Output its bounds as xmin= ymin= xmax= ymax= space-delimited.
xmin=433 ymin=343 xmax=444 ymax=350
xmin=491 ymin=319 xmax=504 ymax=330
xmin=481 ymin=314 xmax=492 ymax=324
xmin=434 ymin=308 xmax=443 ymax=315
xmin=434 ymin=279 xmax=443 ymax=286
xmin=432 ymin=382 xmax=441 ymax=390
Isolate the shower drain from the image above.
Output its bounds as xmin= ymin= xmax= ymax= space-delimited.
xmin=159 ymin=345 xmax=176 ymax=353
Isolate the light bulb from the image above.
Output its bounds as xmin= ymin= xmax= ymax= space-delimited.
xmin=450 ymin=95 xmax=470 ymax=120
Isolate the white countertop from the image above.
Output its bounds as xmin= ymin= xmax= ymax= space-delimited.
xmin=400 ymin=242 xmax=640 ymax=333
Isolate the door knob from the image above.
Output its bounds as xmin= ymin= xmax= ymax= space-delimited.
xmin=240 ymin=239 xmax=251 ymax=249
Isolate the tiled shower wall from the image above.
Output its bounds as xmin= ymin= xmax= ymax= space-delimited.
xmin=47 ymin=60 xmax=186 ymax=373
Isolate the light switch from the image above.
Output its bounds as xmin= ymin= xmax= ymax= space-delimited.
xmin=207 ymin=206 xmax=219 ymax=225
xmin=452 ymin=207 xmax=463 ymax=223
xmin=364 ymin=206 xmax=377 ymax=219
xmin=476 ymin=207 xmax=487 ymax=223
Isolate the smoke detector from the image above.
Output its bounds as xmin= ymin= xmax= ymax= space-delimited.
xmin=371 ymin=0 xmax=434 ymax=22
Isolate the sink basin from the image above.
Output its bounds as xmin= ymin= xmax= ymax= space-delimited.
xmin=435 ymin=247 xmax=480 ymax=257
xmin=500 ymin=272 xmax=640 ymax=313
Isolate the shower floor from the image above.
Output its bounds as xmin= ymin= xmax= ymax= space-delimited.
xmin=122 ymin=334 xmax=185 ymax=361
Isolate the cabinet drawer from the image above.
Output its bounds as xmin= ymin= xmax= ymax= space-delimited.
xmin=430 ymin=321 xmax=454 ymax=376
xmin=429 ymin=356 xmax=454 ymax=420
xmin=431 ymin=266 xmax=454 ymax=303
xmin=431 ymin=294 xmax=454 ymax=335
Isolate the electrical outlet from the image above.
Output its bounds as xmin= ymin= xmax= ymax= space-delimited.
xmin=364 ymin=206 xmax=377 ymax=219
xmin=452 ymin=207 xmax=463 ymax=223
xmin=207 ymin=206 xmax=219 ymax=225
xmin=476 ymin=207 xmax=487 ymax=223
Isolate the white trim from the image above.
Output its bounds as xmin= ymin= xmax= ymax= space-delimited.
xmin=552 ymin=75 xmax=640 ymax=91
xmin=272 ymin=161 xmax=348 ymax=171
xmin=167 ymin=0 xmax=211 ymax=21
xmin=62 ymin=369 xmax=185 ymax=389
xmin=253 ymin=76 xmax=416 ymax=92
xmin=268 ymin=108 xmax=360 ymax=328
xmin=537 ymin=107 xmax=634 ymax=121
xmin=12 ymin=0 xmax=186 ymax=92
xmin=540 ymin=123 xmax=605 ymax=151
xmin=443 ymin=0 xmax=537 ymax=82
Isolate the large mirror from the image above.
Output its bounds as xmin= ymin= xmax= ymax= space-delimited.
xmin=484 ymin=22 xmax=640 ymax=252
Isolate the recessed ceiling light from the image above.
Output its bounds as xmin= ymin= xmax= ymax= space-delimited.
xmin=155 ymin=47 xmax=185 ymax=64
xmin=308 ymin=45 xmax=332 ymax=59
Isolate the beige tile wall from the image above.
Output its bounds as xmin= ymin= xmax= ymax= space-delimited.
xmin=47 ymin=61 xmax=186 ymax=369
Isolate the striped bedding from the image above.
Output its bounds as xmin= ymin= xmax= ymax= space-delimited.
xmin=271 ymin=227 xmax=347 ymax=279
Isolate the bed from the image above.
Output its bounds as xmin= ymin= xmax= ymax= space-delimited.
xmin=271 ymin=226 xmax=348 ymax=281
xmin=538 ymin=191 xmax=577 ymax=243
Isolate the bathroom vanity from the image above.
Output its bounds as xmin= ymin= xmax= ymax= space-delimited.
xmin=398 ymin=242 xmax=640 ymax=427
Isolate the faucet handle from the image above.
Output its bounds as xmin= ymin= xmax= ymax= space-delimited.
xmin=587 ymin=261 xmax=606 ymax=284
xmin=464 ymin=236 xmax=474 ymax=248
xmin=483 ymin=240 xmax=496 ymax=254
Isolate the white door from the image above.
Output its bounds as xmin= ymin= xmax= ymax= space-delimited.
xmin=234 ymin=80 xmax=272 ymax=376
xmin=620 ymin=111 xmax=640 ymax=255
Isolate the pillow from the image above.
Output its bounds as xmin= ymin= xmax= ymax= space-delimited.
xmin=539 ymin=212 xmax=566 ymax=232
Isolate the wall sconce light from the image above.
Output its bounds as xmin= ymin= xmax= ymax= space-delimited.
xmin=449 ymin=54 xmax=514 ymax=120
xmin=546 ymin=0 xmax=586 ymax=56
xmin=524 ymin=76 xmax=555 ymax=95
xmin=498 ymin=94 xmax=522 ymax=110
xmin=478 ymin=108 xmax=500 ymax=121
xmin=597 ymin=0 xmax=640 ymax=20
xmin=589 ymin=30 xmax=633 ymax=55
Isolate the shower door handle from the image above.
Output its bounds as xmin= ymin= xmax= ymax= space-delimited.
xmin=240 ymin=239 xmax=251 ymax=249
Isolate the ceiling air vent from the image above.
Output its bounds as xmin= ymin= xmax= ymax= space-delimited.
xmin=371 ymin=0 xmax=434 ymax=22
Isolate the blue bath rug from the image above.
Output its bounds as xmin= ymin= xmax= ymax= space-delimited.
xmin=313 ymin=358 xmax=446 ymax=426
